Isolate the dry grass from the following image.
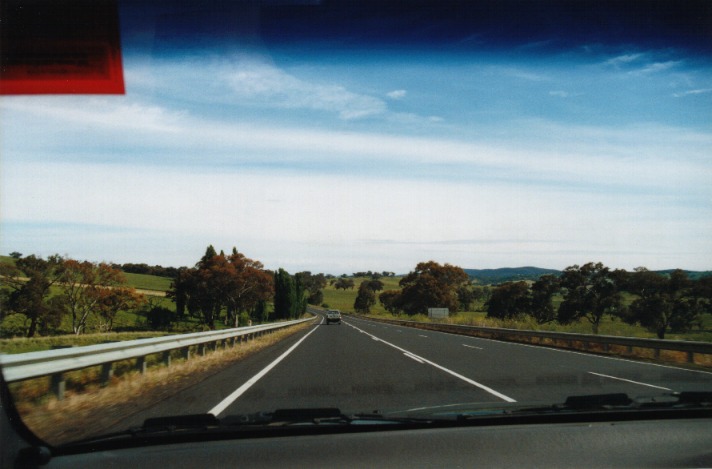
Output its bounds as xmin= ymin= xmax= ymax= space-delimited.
xmin=13 ymin=321 xmax=312 ymax=445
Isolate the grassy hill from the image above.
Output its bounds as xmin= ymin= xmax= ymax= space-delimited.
xmin=464 ymin=267 xmax=561 ymax=284
xmin=322 ymin=276 xmax=401 ymax=313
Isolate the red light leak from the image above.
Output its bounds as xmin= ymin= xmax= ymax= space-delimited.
xmin=0 ymin=0 xmax=125 ymax=95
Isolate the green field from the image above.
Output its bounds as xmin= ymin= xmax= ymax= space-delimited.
xmin=322 ymin=276 xmax=402 ymax=313
xmin=123 ymin=272 xmax=172 ymax=292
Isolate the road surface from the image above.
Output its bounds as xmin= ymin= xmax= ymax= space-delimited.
xmin=105 ymin=313 xmax=712 ymax=429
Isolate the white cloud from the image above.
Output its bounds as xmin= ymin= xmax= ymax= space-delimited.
xmin=673 ymin=88 xmax=712 ymax=98
xmin=2 ymin=97 xmax=187 ymax=133
xmin=604 ymin=53 xmax=643 ymax=67
xmin=224 ymin=57 xmax=387 ymax=119
xmin=549 ymin=90 xmax=570 ymax=98
xmin=502 ymin=68 xmax=549 ymax=82
xmin=4 ymin=160 xmax=709 ymax=272
xmin=4 ymin=97 xmax=710 ymax=194
xmin=637 ymin=61 xmax=678 ymax=75
xmin=387 ymin=89 xmax=407 ymax=99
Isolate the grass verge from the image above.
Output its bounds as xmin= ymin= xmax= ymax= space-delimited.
xmin=11 ymin=320 xmax=313 ymax=445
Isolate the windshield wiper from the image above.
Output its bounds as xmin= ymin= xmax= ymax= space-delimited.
xmin=449 ymin=392 xmax=712 ymax=423
xmin=558 ymin=391 xmax=712 ymax=411
xmin=58 ymin=408 xmax=408 ymax=449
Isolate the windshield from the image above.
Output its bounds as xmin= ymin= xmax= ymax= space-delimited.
xmin=1 ymin=0 xmax=711 ymax=447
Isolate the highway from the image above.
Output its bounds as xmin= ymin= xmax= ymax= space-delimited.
xmin=106 ymin=313 xmax=712 ymax=429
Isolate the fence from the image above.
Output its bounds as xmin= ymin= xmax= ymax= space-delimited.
xmin=0 ymin=316 xmax=316 ymax=399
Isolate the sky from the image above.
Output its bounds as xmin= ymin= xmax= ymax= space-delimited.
xmin=1 ymin=0 xmax=711 ymax=275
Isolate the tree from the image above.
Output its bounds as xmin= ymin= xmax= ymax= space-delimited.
xmin=622 ymin=269 xmax=702 ymax=339
xmin=274 ymin=268 xmax=298 ymax=320
xmin=296 ymin=271 xmax=328 ymax=305
xmin=354 ymin=280 xmax=377 ymax=313
xmin=379 ymin=290 xmax=403 ymax=315
xmin=334 ymin=278 xmax=355 ymax=290
xmin=55 ymin=259 xmax=144 ymax=334
xmin=456 ymin=283 xmax=477 ymax=312
xmin=167 ymin=267 xmax=192 ymax=318
xmin=693 ymin=275 xmax=712 ymax=314
xmin=396 ymin=261 xmax=468 ymax=315
xmin=366 ymin=279 xmax=384 ymax=294
xmin=167 ymin=246 xmax=274 ymax=328
xmin=528 ymin=274 xmax=559 ymax=324
xmin=146 ymin=305 xmax=175 ymax=330
xmin=1 ymin=254 xmax=63 ymax=337
xmin=557 ymin=262 xmax=623 ymax=334
xmin=224 ymin=248 xmax=274 ymax=327
xmin=9 ymin=251 xmax=22 ymax=260
xmin=486 ymin=281 xmax=530 ymax=320
xmin=189 ymin=248 xmax=231 ymax=329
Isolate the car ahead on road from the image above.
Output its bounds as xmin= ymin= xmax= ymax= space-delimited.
xmin=326 ymin=310 xmax=342 ymax=325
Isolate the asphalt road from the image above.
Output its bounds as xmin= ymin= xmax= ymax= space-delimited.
xmin=109 ymin=313 xmax=712 ymax=428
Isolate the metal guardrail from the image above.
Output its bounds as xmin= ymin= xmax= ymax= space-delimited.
xmin=355 ymin=315 xmax=712 ymax=368
xmin=0 ymin=316 xmax=316 ymax=398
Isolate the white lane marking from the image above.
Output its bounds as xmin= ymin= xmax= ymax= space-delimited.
xmin=404 ymin=352 xmax=424 ymax=364
xmin=344 ymin=320 xmax=516 ymax=403
xmin=588 ymin=372 xmax=672 ymax=391
xmin=463 ymin=344 xmax=483 ymax=350
xmin=419 ymin=335 xmax=428 ymax=338
xmin=208 ymin=318 xmax=322 ymax=416
xmin=350 ymin=317 xmax=712 ymax=377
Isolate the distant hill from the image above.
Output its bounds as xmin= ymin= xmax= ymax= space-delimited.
xmin=464 ymin=267 xmax=561 ymax=284
xmin=465 ymin=266 xmax=711 ymax=284
xmin=655 ymin=269 xmax=712 ymax=280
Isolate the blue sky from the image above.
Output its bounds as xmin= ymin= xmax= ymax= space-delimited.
xmin=1 ymin=2 xmax=711 ymax=274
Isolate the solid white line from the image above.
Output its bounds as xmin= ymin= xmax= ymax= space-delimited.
xmin=208 ymin=318 xmax=322 ymax=416
xmin=588 ymin=372 xmax=672 ymax=391
xmin=404 ymin=352 xmax=424 ymax=364
xmin=463 ymin=344 xmax=483 ymax=350
xmin=418 ymin=335 xmax=428 ymax=338
xmin=344 ymin=320 xmax=516 ymax=403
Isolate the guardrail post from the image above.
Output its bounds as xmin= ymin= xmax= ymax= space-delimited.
xmin=182 ymin=347 xmax=191 ymax=360
xmin=136 ymin=356 xmax=147 ymax=374
xmin=101 ymin=362 xmax=114 ymax=385
xmin=163 ymin=351 xmax=171 ymax=367
xmin=199 ymin=344 xmax=207 ymax=356
xmin=51 ymin=373 xmax=66 ymax=400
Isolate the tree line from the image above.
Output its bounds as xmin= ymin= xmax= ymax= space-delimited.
xmin=360 ymin=260 xmax=711 ymax=339
xmin=485 ymin=263 xmax=712 ymax=338
xmin=1 ymin=255 xmax=144 ymax=337
xmin=1 ymin=246 xmax=327 ymax=336
xmin=167 ymin=246 xmax=325 ymax=330
xmin=112 ymin=262 xmax=180 ymax=279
